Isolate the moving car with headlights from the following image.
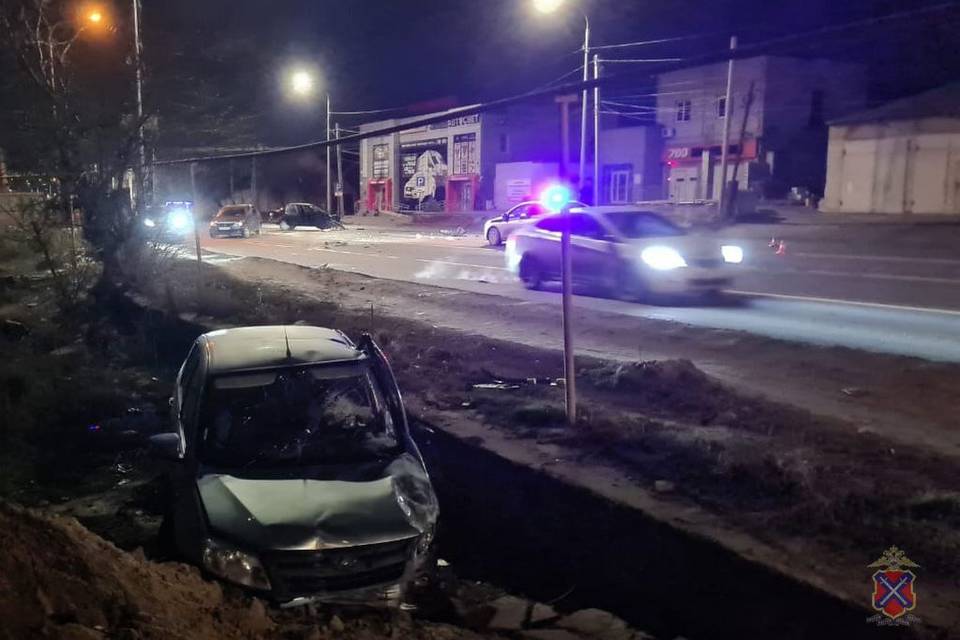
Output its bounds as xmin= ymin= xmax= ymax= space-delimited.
xmin=483 ymin=200 xmax=585 ymax=246
xmin=505 ymin=207 xmax=743 ymax=299
xmin=142 ymin=201 xmax=195 ymax=241
xmin=209 ymin=204 xmax=262 ymax=238
xmin=279 ymin=203 xmax=339 ymax=230
xmin=149 ymin=325 xmax=438 ymax=607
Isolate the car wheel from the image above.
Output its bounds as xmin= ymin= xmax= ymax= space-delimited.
xmin=519 ymin=255 xmax=545 ymax=290
xmin=208 ymin=231 xmax=217 ymax=239
xmin=242 ymin=228 xmax=250 ymax=239
xmin=487 ymin=227 xmax=502 ymax=246
xmin=256 ymin=228 xmax=262 ymax=236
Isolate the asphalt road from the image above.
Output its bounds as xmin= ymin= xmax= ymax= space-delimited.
xmin=199 ymin=222 xmax=960 ymax=362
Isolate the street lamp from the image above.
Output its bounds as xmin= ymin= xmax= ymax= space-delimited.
xmin=532 ymin=0 xmax=589 ymax=200
xmin=285 ymin=67 xmax=333 ymax=213
xmin=87 ymin=10 xmax=103 ymax=24
xmin=290 ymin=69 xmax=314 ymax=97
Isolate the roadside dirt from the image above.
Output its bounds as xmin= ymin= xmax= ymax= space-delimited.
xmin=218 ymin=253 xmax=960 ymax=457
xmin=120 ymin=253 xmax=960 ymax=637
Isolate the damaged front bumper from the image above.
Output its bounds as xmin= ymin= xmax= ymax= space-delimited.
xmin=265 ymin=533 xmax=433 ymax=609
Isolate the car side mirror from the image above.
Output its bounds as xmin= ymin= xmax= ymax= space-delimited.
xmin=148 ymin=433 xmax=183 ymax=461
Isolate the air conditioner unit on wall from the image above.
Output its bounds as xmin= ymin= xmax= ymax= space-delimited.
xmin=661 ymin=127 xmax=676 ymax=139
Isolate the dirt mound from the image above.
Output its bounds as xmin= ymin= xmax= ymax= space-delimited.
xmin=0 ymin=503 xmax=498 ymax=640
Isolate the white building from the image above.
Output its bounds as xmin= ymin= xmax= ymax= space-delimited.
xmin=821 ymin=83 xmax=960 ymax=215
xmin=656 ymin=56 xmax=866 ymax=202
xmin=359 ymin=104 xmax=559 ymax=213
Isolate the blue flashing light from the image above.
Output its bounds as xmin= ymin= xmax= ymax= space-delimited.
xmin=540 ymin=184 xmax=573 ymax=213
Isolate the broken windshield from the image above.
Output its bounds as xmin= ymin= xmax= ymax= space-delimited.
xmin=199 ymin=362 xmax=399 ymax=469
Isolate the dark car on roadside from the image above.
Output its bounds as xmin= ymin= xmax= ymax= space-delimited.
xmin=279 ymin=203 xmax=338 ymax=230
xmin=208 ymin=204 xmax=262 ymax=238
xmin=149 ymin=325 xmax=438 ymax=608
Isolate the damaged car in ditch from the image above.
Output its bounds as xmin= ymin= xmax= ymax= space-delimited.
xmin=149 ymin=325 xmax=438 ymax=607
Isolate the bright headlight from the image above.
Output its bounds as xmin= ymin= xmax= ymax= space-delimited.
xmin=640 ymin=246 xmax=687 ymax=270
xmin=143 ymin=218 xmax=156 ymax=228
xmin=722 ymin=245 xmax=744 ymax=264
xmin=169 ymin=209 xmax=191 ymax=231
xmin=202 ymin=538 xmax=271 ymax=590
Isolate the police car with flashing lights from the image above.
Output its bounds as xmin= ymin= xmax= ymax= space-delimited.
xmin=142 ymin=201 xmax=195 ymax=241
xmin=505 ymin=206 xmax=744 ymax=301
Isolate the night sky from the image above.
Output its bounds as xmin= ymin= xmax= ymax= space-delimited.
xmin=4 ymin=0 xmax=960 ymax=155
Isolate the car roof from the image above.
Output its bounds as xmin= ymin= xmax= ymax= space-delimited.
xmin=200 ymin=325 xmax=361 ymax=375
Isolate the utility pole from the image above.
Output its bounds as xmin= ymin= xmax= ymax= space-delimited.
xmin=718 ymin=36 xmax=737 ymax=218
xmin=556 ymin=94 xmax=578 ymax=180
xmin=132 ymin=0 xmax=146 ymax=205
xmin=578 ymin=17 xmax=590 ymax=193
xmin=189 ymin=162 xmax=202 ymax=274
xmin=251 ymin=155 xmax=258 ymax=211
xmin=335 ymin=122 xmax=345 ymax=218
xmin=326 ymin=94 xmax=332 ymax=213
xmin=560 ymin=207 xmax=576 ymax=424
xmin=593 ymin=54 xmax=600 ymax=205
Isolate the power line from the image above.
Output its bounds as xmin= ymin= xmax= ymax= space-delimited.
xmin=155 ymin=2 xmax=960 ymax=166
xmin=601 ymin=58 xmax=684 ymax=64
xmin=591 ymin=34 xmax=707 ymax=51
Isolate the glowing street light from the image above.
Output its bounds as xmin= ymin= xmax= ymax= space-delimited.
xmin=532 ymin=0 xmax=564 ymax=12
xmin=289 ymin=69 xmax=315 ymax=97
xmin=87 ymin=10 xmax=103 ymax=24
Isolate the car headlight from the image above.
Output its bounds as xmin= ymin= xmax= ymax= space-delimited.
xmin=169 ymin=209 xmax=191 ymax=231
xmin=237 ymin=220 xmax=244 ymax=226
xmin=202 ymin=538 xmax=271 ymax=591
xmin=722 ymin=245 xmax=744 ymax=264
xmin=143 ymin=217 xmax=156 ymax=228
xmin=640 ymin=246 xmax=687 ymax=270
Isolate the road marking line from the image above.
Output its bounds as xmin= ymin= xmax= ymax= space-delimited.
xmin=795 ymin=252 xmax=960 ymax=266
xmin=798 ymin=269 xmax=960 ymax=285
xmin=730 ymin=290 xmax=960 ymax=316
xmin=307 ymin=247 xmax=400 ymax=259
xmin=414 ymin=258 xmax=509 ymax=271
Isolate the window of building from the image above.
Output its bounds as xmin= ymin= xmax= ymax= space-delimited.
xmin=676 ymin=100 xmax=692 ymax=122
xmin=809 ymin=90 xmax=825 ymax=126
xmin=717 ymin=96 xmax=727 ymax=119
xmin=499 ymin=133 xmax=510 ymax=153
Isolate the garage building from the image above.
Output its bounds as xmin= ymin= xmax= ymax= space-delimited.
xmin=821 ymin=83 xmax=960 ymax=215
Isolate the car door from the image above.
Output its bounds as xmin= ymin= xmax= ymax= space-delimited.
xmin=500 ymin=204 xmax=528 ymax=236
xmin=357 ymin=335 xmax=419 ymax=457
xmin=569 ymin=214 xmax=615 ymax=287
xmin=529 ymin=216 xmax=564 ymax=280
xmin=170 ymin=341 xmax=209 ymax=562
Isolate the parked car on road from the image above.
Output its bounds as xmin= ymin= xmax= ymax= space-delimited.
xmin=505 ymin=207 xmax=743 ymax=299
xmin=208 ymin=204 xmax=262 ymax=238
xmin=279 ymin=203 xmax=339 ymax=230
xmin=483 ymin=200 xmax=585 ymax=246
xmin=149 ymin=325 xmax=438 ymax=607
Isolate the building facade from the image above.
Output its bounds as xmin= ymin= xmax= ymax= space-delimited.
xmin=822 ymin=83 xmax=960 ymax=215
xmin=656 ymin=56 xmax=866 ymax=201
xmin=598 ymin=126 xmax=663 ymax=204
xmin=359 ymin=105 xmax=559 ymax=213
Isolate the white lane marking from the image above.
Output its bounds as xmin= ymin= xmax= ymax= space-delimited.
xmin=307 ymin=247 xmax=400 ymax=259
xmin=415 ymin=258 xmax=508 ymax=271
xmin=746 ymin=265 xmax=960 ymax=285
xmin=798 ymin=269 xmax=960 ymax=285
xmin=247 ymin=242 xmax=295 ymax=248
xmin=795 ymin=252 xmax=960 ymax=266
xmin=730 ymin=290 xmax=960 ymax=317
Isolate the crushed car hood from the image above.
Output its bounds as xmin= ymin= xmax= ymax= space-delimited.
xmin=198 ymin=456 xmax=433 ymax=550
